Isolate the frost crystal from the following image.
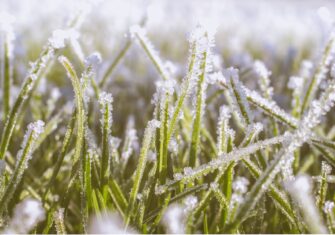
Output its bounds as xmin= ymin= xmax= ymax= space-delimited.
xmin=184 ymin=195 xmax=198 ymax=212
xmin=324 ymin=201 xmax=335 ymax=213
xmin=162 ymin=204 xmax=185 ymax=234
xmin=84 ymin=52 xmax=102 ymax=68
xmin=49 ymin=29 xmax=79 ymax=49
xmin=88 ymin=212 xmax=137 ymax=234
xmin=130 ymin=25 xmax=172 ymax=80
xmin=28 ymin=120 xmax=45 ymax=139
xmin=254 ymin=60 xmax=271 ymax=79
xmin=288 ymin=76 xmax=304 ymax=90
xmin=232 ymin=177 xmax=249 ymax=194
xmin=322 ymin=161 xmax=332 ymax=175
xmin=4 ymin=198 xmax=45 ymax=233
xmin=99 ymin=91 xmax=113 ymax=106
xmin=285 ymin=175 xmax=328 ymax=233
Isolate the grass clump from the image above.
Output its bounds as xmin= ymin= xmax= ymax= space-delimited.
xmin=1 ymin=2 xmax=335 ymax=234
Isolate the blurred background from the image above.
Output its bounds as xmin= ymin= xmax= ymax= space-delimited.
xmin=1 ymin=0 xmax=335 ymax=132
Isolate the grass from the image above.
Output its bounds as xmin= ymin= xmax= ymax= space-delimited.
xmin=1 ymin=3 xmax=335 ymax=234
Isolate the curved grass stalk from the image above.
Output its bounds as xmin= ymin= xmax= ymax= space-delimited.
xmin=125 ymin=119 xmax=160 ymax=227
xmin=156 ymin=134 xmax=286 ymax=195
xmin=286 ymin=175 xmax=328 ymax=233
xmin=166 ymin=39 xmax=197 ymax=147
xmin=158 ymin=93 xmax=170 ymax=184
xmin=130 ymin=25 xmax=169 ymax=81
xmin=43 ymin=109 xmax=76 ymax=200
xmin=0 ymin=120 xmax=44 ymax=215
xmin=190 ymin=30 xmax=212 ymax=167
xmin=58 ymin=56 xmax=85 ymax=165
xmin=99 ymin=39 xmax=132 ymax=88
xmin=227 ymin=68 xmax=253 ymax=126
xmin=0 ymin=46 xmax=54 ymax=160
xmin=54 ymin=208 xmax=66 ymax=234
xmin=300 ymin=32 xmax=335 ymax=115
xmin=227 ymin=80 xmax=335 ymax=232
xmin=2 ymin=27 xmax=14 ymax=121
xmin=317 ymin=162 xmax=331 ymax=212
xmin=99 ymin=92 xmax=113 ymax=185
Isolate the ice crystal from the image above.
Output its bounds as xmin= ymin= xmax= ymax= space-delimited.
xmin=4 ymin=198 xmax=45 ymax=233
xmin=84 ymin=52 xmax=102 ymax=68
xmin=88 ymin=212 xmax=137 ymax=234
xmin=285 ymin=175 xmax=328 ymax=233
xmin=254 ymin=60 xmax=273 ymax=97
xmin=49 ymin=29 xmax=79 ymax=49
xmin=324 ymin=201 xmax=335 ymax=213
xmin=232 ymin=177 xmax=249 ymax=194
xmin=162 ymin=204 xmax=186 ymax=234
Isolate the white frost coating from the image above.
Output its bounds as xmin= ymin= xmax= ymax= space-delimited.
xmin=0 ymin=12 xmax=15 ymax=58
xmin=208 ymin=71 xmax=226 ymax=85
xmin=16 ymin=120 xmax=44 ymax=169
xmin=230 ymin=177 xmax=249 ymax=206
xmin=99 ymin=91 xmax=113 ymax=106
xmin=222 ymin=67 xmax=239 ymax=82
xmin=244 ymin=87 xmax=299 ymax=127
xmin=299 ymin=60 xmax=313 ymax=78
xmin=232 ymin=177 xmax=249 ymax=194
xmin=130 ymin=25 xmax=172 ymax=80
xmin=85 ymin=52 xmax=102 ymax=67
xmin=4 ymin=198 xmax=45 ymax=234
xmin=288 ymin=76 xmax=304 ymax=91
xmin=254 ymin=60 xmax=271 ymax=79
xmin=225 ymin=67 xmax=253 ymax=126
xmin=162 ymin=204 xmax=186 ymax=234
xmin=28 ymin=120 xmax=45 ymax=139
xmin=156 ymin=134 xmax=287 ymax=195
xmin=49 ymin=29 xmax=79 ymax=49
xmin=324 ymin=201 xmax=335 ymax=213
xmin=156 ymin=79 xmax=176 ymax=96
xmin=184 ymin=195 xmax=198 ymax=212
xmin=281 ymin=153 xmax=295 ymax=181
xmin=285 ymin=175 xmax=328 ymax=234
xmin=217 ymin=105 xmax=231 ymax=154
xmin=148 ymin=119 xmax=161 ymax=129
xmin=122 ymin=128 xmax=137 ymax=160
xmin=88 ymin=212 xmax=138 ymax=234
xmin=322 ymin=161 xmax=332 ymax=175
xmin=254 ymin=60 xmax=273 ymax=98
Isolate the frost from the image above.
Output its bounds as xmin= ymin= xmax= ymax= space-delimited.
xmin=156 ymin=79 xmax=176 ymax=96
xmin=85 ymin=52 xmax=102 ymax=68
xmin=226 ymin=67 xmax=253 ymax=126
xmin=184 ymin=167 xmax=193 ymax=175
xmin=254 ymin=60 xmax=271 ymax=79
xmin=173 ymin=172 xmax=183 ymax=181
xmin=322 ymin=161 xmax=332 ymax=175
xmin=285 ymin=175 xmax=328 ymax=233
xmin=210 ymin=182 xmax=219 ymax=190
xmin=324 ymin=201 xmax=335 ymax=213
xmin=281 ymin=153 xmax=295 ymax=181
xmin=99 ymin=91 xmax=113 ymax=106
xmin=4 ymin=198 xmax=45 ymax=234
xmin=232 ymin=177 xmax=249 ymax=194
xmin=130 ymin=25 xmax=172 ymax=81
xmin=288 ymin=76 xmax=304 ymax=90
xmin=162 ymin=204 xmax=186 ymax=234
xmin=254 ymin=60 xmax=273 ymax=98
xmin=49 ymin=29 xmax=79 ymax=49
xmin=184 ymin=195 xmax=198 ymax=212
xmin=148 ymin=119 xmax=161 ymax=129
xmin=88 ymin=212 xmax=137 ymax=234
